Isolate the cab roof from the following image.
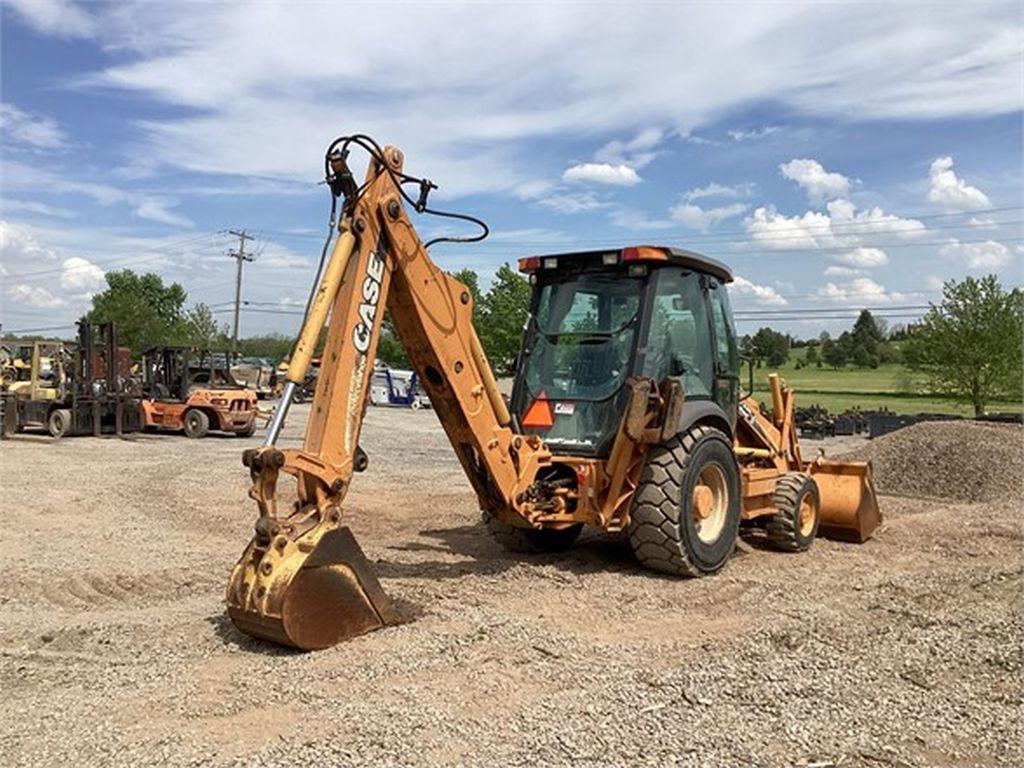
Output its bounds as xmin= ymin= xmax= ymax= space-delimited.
xmin=517 ymin=245 xmax=733 ymax=283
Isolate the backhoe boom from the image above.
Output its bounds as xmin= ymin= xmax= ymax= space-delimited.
xmin=227 ymin=144 xmax=556 ymax=648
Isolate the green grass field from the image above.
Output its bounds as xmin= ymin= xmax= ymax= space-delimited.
xmin=750 ymin=358 xmax=1022 ymax=416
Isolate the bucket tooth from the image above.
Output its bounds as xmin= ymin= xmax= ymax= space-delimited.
xmin=226 ymin=526 xmax=401 ymax=651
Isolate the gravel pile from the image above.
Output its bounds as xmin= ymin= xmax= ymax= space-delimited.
xmin=840 ymin=420 xmax=1024 ymax=502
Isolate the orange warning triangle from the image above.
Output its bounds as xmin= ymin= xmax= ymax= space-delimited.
xmin=521 ymin=390 xmax=555 ymax=429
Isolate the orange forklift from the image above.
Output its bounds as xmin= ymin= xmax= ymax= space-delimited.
xmin=140 ymin=347 xmax=258 ymax=438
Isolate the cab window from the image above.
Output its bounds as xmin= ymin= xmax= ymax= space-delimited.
xmin=641 ymin=269 xmax=713 ymax=398
xmin=709 ymin=283 xmax=739 ymax=376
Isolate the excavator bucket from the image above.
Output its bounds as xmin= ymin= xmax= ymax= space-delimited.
xmin=808 ymin=459 xmax=882 ymax=543
xmin=226 ymin=526 xmax=402 ymax=650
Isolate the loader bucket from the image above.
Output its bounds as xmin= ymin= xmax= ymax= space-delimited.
xmin=808 ymin=459 xmax=882 ymax=543
xmin=226 ymin=526 xmax=402 ymax=650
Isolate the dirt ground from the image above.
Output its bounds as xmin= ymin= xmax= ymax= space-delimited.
xmin=1 ymin=405 xmax=1021 ymax=768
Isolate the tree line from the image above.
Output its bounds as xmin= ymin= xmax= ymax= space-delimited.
xmin=25 ymin=264 xmax=532 ymax=377
xmin=7 ymin=268 xmax=1017 ymax=418
xmin=739 ymin=277 xmax=1021 ymax=416
xmin=742 ymin=308 xmax=894 ymax=370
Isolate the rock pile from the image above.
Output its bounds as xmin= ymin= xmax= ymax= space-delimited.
xmin=840 ymin=420 xmax=1024 ymax=502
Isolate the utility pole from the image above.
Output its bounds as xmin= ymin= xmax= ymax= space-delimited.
xmin=227 ymin=229 xmax=255 ymax=362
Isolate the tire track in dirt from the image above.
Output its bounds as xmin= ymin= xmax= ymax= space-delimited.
xmin=4 ymin=568 xmax=224 ymax=612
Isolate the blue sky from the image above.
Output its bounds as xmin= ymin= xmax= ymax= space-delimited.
xmin=1 ymin=0 xmax=1021 ymax=339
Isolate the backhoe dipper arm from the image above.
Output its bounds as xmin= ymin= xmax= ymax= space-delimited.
xmin=250 ymin=144 xmax=548 ymax=519
xmin=227 ymin=143 xmax=551 ymax=649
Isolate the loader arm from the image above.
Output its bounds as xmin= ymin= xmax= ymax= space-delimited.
xmin=227 ymin=143 xmax=555 ymax=649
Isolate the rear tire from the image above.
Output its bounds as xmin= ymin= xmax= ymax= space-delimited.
xmin=183 ymin=409 xmax=209 ymax=439
xmin=628 ymin=425 xmax=741 ymax=576
xmin=765 ymin=472 xmax=819 ymax=552
xmin=48 ymin=408 xmax=72 ymax=439
xmin=482 ymin=511 xmax=582 ymax=554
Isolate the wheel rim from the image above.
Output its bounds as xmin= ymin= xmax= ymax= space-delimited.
xmin=692 ymin=463 xmax=728 ymax=544
xmin=798 ymin=494 xmax=816 ymax=537
xmin=187 ymin=413 xmax=199 ymax=430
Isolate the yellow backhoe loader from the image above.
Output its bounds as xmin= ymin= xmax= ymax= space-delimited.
xmin=226 ymin=136 xmax=881 ymax=650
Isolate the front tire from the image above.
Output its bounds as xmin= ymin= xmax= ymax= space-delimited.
xmin=48 ymin=408 xmax=72 ymax=439
xmin=482 ymin=511 xmax=582 ymax=554
xmin=183 ymin=409 xmax=210 ymax=439
xmin=628 ymin=425 xmax=741 ymax=576
xmin=765 ymin=472 xmax=819 ymax=552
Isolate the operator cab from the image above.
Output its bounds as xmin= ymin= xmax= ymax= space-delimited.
xmin=511 ymin=246 xmax=741 ymax=457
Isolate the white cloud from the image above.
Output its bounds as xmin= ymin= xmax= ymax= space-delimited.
xmin=0 ymin=218 xmax=317 ymax=335
xmin=134 ymin=198 xmax=194 ymax=228
xmin=537 ymin=192 xmax=607 ymax=214
xmin=819 ymin=277 xmax=905 ymax=304
xmin=728 ymin=126 xmax=780 ymax=141
xmin=513 ymin=180 xmax=557 ymax=200
xmin=255 ymin=245 xmax=313 ymax=270
xmin=824 ymin=265 xmax=865 ymax=277
xmin=542 ymin=129 xmax=664 ymax=211
xmin=485 ymin=227 xmax=572 ymax=244
xmin=833 ymin=247 xmax=889 ymax=268
xmin=44 ymin=3 xmax=1017 ymax=196
xmin=5 ymin=283 xmax=67 ymax=308
xmin=928 ymin=156 xmax=991 ymax=211
xmin=594 ymin=128 xmax=663 ymax=169
xmin=0 ymin=199 xmax=78 ymax=219
xmin=779 ymin=158 xmax=851 ymax=204
xmin=669 ymin=201 xmax=747 ymax=232
xmin=0 ymin=222 xmax=103 ymax=303
xmin=683 ymin=182 xmax=754 ymax=202
xmin=730 ymin=275 xmax=788 ymax=306
xmin=940 ymin=238 xmax=1011 ymax=269
xmin=562 ymin=163 xmax=641 ymax=186
xmin=59 ymin=256 xmax=106 ymax=294
xmin=3 ymin=159 xmax=129 ymax=206
xmin=682 ymin=134 xmax=717 ymax=147
xmin=0 ymin=104 xmax=66 ymax=150
xmin=746 ymin=199 xmax=926 ymax=250
xmin=0 ymin=220 xmax=53 ymax=262
xmin=1 ymin=0 xmax=96 ymax=39
xmin=607 ymin=207 xmax=675 ymax=231
xmin=5 ymin=164 xmax=194 ymax=229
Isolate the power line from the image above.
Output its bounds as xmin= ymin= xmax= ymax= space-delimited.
xmin=254 ymin=205 xmax=1024 ymax=245
xmin=211 ymin=306 xmax=304 ymax=317
xmin=5 ymin=232 xmax=228 ymax=282
xmin=2 ymin=323 xmax=77 ymax=335
xmin=452 ymin=235 xmax=1024 ymax=256
xmin=736 ymin=312 xmax=928 ymax=323
xmin=734 ymin=304 xmax=931 ymax=316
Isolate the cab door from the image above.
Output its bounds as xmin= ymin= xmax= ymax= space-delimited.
xmin=708 ymin=280 xmax=740 ymax=430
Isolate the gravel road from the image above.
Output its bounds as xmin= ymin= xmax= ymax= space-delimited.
xmin=1 ymin=406 xmax=1020 ymax=767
